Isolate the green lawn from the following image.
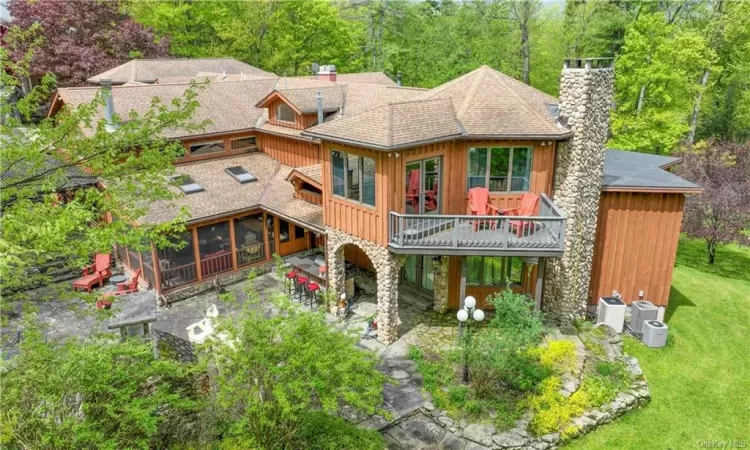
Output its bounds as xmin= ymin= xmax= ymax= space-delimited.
xmin=568 ymin=238 xmax=750 ymax=449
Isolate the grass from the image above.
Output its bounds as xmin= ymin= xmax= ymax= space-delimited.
xmin=567 ymin=238 xmax=750 ymax=449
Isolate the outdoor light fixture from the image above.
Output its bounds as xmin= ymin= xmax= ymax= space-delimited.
xmin=457 ymin=295 xmax=484 ymax=384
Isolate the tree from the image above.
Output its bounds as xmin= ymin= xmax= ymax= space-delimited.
xmin=7 ymin=0 xmax=168 ymax=87
xmin=678 ymin=140 xmax=750 ymax=264
xmin=608 ymin=11 xmax=715 ymax=154
xmin=0 ymin=43 xmax=203 ymax=294
xmin=0 ymin=321 xmax=203 ymax=449
xmin=509 ymin=0 xmax=542 ymax=85
xmin=202 ymin=289 xmax=385 ymax=449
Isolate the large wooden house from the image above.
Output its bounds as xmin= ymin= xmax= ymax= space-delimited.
xmin=50 ymin=58 xmax=700 ymax=344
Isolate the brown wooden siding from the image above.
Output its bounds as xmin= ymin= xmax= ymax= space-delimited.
xmin=320 ymin=139 xmax=557 ymax=247
xmin=296 ymin=188 xmax=322 ymax=205
xmin=344 ymin=245 xmax=375 ymax=271
xmin=321 ymin=142 xmax=388 ymax=245
xmin=589 ymin=191 xmax=685 ymax=307
xmin=257 ymin=132 xmax=321 ymax=167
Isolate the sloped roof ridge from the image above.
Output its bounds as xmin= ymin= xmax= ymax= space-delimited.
xmin=422 ymin=65 xmax=491 ymax=98
xmin=456 ymin=67 xmax=486 ymax=120
xmin=485 ymin=69 xmax=560 ymax=128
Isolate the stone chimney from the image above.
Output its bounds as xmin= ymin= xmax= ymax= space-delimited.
xmin=99 ymin=78 xmax=116 ymax=133
xmin=543 ymin=58 xmax=614 ymax=323
xmin=316 ymin=64 xmax=337 ymax=82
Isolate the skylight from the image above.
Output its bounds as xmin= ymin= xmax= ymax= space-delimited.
xmin=172 ymin=175 xmax=204 ymax=194
xmin=225 ymin=166 xmax=257 ymax=184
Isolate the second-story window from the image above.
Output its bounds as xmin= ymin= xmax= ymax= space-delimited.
xmin=467 ymin=147 xmax=532 ymax=192
xmin=276 ymin=103 xmax=296 ymax=123
xmin=331 ymin=150 xmax=376 ymax=207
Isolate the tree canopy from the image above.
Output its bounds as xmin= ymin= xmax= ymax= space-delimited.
xmin=7 ymin=0 xmax=168 ymax=87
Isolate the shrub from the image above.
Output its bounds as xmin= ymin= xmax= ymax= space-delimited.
xmin=294 ymin=411 xmax=385 ymax=450
xmin=528 ymin=377 xmax=589 ymax=436
xmin=466 ymin=289 xmax=549 ymax=395
xmin=529 ymin=340 xmax=577 ymax=374
xmin=204 ymin=291 xmax=386 ymax=449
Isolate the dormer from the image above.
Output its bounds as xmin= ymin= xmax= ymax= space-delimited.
xmin=286 ymin=164 xmax=323 ymax=206
xmin=255 ymin=86 xmax=344 ymax=130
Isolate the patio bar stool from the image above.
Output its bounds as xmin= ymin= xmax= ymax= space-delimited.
xmin=285 ymin=270 xmax=297 ymax=298
xmin=305 ymin=281 xmax=320 ymax=310
xmin=294 ymin=275 xmax=309 ymax=303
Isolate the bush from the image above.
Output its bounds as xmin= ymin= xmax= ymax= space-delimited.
xmin=294 ymin=411 xmax=385 ymax=450
xmin=529 ymin=340 xmax=577 ymax=374
xmin=466 ymin=289 xmax=549 ymax=394
xmin=528 ymin=377 xmax=589 ymax=436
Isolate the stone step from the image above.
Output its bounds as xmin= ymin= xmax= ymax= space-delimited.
xmin=399 ymin=288 xmax=433 ymax=311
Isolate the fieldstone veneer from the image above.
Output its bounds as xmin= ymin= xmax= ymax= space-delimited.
xmin=544 ymin=61 xmax=615 ymax=322
xmin=326 ymin=228 xmax=404 ymax=344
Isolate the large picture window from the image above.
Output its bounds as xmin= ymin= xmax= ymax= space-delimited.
xmin=331 ymin=150 xmax=376 ymax=207
xmin=467 ymin=147 xmax=532 ymax=192
xmin=276 ymin=103 xmax=296 ymax=123
xmin=467 ymin=256 xmax=522 ymax=287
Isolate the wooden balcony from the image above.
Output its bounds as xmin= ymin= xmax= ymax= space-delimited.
xmin=388 ymin=194 xmax=567 ymax=257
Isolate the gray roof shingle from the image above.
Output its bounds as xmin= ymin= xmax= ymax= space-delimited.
xmin=140 ymin=152 xmax=323 ymax=232
xmin=87 ymin=58 xmax=275 ymax=84
xmin=602 ymin=149 xmax=701 ymax=192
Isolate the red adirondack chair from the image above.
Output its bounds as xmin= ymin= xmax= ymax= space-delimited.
xmin=502 ymin=193 xmax=540 ymax=237
xmin=468 ymin=187 xmax=500 ymax=231
xmin=102 ymin=268 xmax=141 ymax=298
xmin=405 ymin=169 xmax=421 ymax=209
xmin=72 ymin=253 xmax=113 ymax=292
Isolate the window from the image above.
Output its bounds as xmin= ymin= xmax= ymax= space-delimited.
xmin=331 ymin=150 xmax=376 ymax=207
xmin=234 ymin=213 xmax=265 ymax=266
xmin=172 ymin=175 xmax=204 ymax=194
xmin=276 ymin=103 xmax=296 ymax=123
xmin=225 ymin=166 xmax=257 ymax=184
xmin=467 ymin=256 xmax=522 ymax=287
xmin=279 ymin=220 xmax=290 ymax=243
xmin=189 ymin=140 xmax=225 ymax=156
xmin=467 ymin=147 xmax=533 ymax=192
xmin=230 ymin=136 xmax=257 ymax=151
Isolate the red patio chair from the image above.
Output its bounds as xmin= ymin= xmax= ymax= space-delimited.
xmin=502 ymin=193 xmax=540 ymax=237
xmin=72 ymin=253 xmax=112 ymax=292
xmin=102 ymin=268 xmax=141 ymax=298
xmin=405 ymin=169 xmax=421 ymax=209
xmin=468 ymin=187 xmax=500 ymax=231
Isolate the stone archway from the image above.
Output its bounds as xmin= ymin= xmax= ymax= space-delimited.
xmin=326 ymin=228 xmax=403 ymax=344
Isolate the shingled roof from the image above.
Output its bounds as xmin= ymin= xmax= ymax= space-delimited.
xmin=87 ymin=58 xmax=275 ymax=84
xmin=304 ymin=98 xmax=465 ymax=150
xmin=140 ymin=152 xmax=323 ymax=232
xmin=602 ymin=149 xmax=702 ymax=193
xmin=56 ymin=78 xmax=278 ymax=139
xmin=303 ymin=65 xmax=570 ymax=149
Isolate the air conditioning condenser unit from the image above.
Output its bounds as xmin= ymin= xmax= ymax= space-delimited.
xmin=596 ymin=296 xmax=626 ymax=333
xmin=630 ymin=300 xmax=658 ymax=333
xmin=642 ymin=320 xmax=668 ymax=348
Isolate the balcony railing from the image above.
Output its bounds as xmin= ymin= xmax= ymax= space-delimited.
xmin=388 ymin=194 xmax=567 ymax=256
xmin=160 ymin=262 xmax=198 ymax=290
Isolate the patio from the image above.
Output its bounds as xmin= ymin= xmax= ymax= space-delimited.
xmin=1 ymin=271 xmax=462 ymax=359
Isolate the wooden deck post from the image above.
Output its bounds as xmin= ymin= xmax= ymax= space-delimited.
xmin=192 ymin=227 xmax=202 ymax=281
xmin=228 ymin=218 xmax=238 ymax=270
xmin=535 ymin=258 xmax=545 ymax=311
xmin=262 ymin=212 xmax=271 ymax=261
xmin=151 ymin=243 xmax=162 ymax=294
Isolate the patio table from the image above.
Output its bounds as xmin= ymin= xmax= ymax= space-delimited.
xmin=286 ymin=256 xmax=327 ymax=287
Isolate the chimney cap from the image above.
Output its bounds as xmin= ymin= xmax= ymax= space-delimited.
xmin=563 ymin=58 xmax=614 ymax=70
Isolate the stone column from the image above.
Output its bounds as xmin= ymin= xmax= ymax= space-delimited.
xmin=543 ymin=59 xmax=614 ymax=323
xmin=325 ymin=227 xmax=402 ymax=344
xmin=432 ymin=256 xmax=450 ymax=314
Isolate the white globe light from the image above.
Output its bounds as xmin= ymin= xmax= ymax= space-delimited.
xmin=464 ymin=296 xmax=476 ymax=309
xmin=456 ymin=309 xmax=469 ymax=322
xmin=340 ymin=293 xmax=347 ymax=300
xmin=473 ymin=309 xmax=485 ymax=322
